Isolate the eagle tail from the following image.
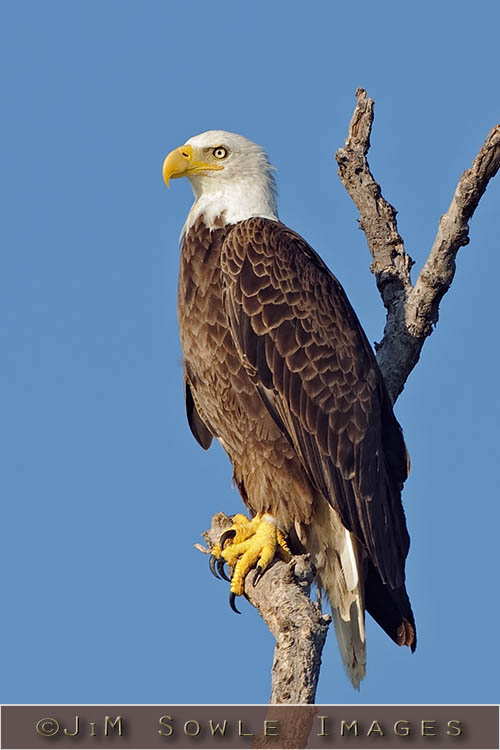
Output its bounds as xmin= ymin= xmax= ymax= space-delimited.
xmin=364 ymin=560 xmax=417 ymax=651
xmin=330 ymin=601 xmax=366 ymax=690
xmin=300 ymin=500 xmax=366 ymax=689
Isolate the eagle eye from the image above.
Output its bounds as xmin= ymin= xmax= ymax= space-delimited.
xmin=212 ymin=147 xmax=228 ymax=160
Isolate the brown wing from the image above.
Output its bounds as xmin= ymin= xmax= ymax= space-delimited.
xmin=221 ymin=217 xmax=410 ymax=589
xmin=184 ymin=369 xmax=213 ymax=450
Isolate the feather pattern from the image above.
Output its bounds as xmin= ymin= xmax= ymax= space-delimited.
xmin=221 ymin=218 xmax=411 ymax=589
xmin=178 ymin=214 xmax=416 ymax=686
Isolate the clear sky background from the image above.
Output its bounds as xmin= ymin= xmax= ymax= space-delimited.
xmin=1 ymin=0 xmax=499 ymax=706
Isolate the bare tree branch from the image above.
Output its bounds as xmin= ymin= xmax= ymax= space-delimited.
xmin=251 ymin=706 xmax=318 ymax=749
xmin=408 ymin=124 xmax=500 ymax=339
xmin=336 ymin=88 xmax=500 ymax=401
xmin=335 ymin=89 xmax=414 ymax=301
xmin=198 ymin=513 xmax=331 ymax=704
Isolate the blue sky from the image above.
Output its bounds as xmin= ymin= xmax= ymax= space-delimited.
xmin=1 ymin=0 xmax=499 ymax=705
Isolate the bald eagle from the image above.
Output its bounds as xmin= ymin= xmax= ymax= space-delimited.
xmin=163 ymin=131 xmax=416 ymax=687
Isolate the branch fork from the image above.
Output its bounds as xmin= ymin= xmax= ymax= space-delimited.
xmin=336 ymin=88 xmax=500 ymax=402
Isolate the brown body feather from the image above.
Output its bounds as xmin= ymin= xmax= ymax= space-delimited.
xmin=178 ymin=216 xmax=415 ymax=683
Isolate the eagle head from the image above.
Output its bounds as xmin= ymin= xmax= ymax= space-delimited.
xmin=163 ymin=130 xmax=278 ymax=232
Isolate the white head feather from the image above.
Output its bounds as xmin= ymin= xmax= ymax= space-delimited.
xmin=181 ymin=130 xmax=278 ymax=238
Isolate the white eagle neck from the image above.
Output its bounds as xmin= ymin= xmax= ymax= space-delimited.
xmin=181 ymin=172 xmax=279 ymax=240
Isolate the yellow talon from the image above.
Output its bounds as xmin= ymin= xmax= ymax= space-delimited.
xmin=210 ymin=514 xmax=292 ymax=599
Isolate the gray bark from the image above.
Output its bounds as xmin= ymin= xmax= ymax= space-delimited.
xmin=336 ymin=88 xmax=500 ymax=402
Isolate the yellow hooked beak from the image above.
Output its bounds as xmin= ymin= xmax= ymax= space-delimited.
xmin=162 ymin=144 xmax=224 ymax=187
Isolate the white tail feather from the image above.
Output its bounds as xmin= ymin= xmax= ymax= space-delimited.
xmin=297 ymin=501 xmax=366 ymax=687
xmin=331 ymin=601 xmax=366 ymax=689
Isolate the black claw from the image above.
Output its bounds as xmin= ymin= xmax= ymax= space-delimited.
xmin=219 ymin=529 xmax=236 ymax=550
xmin=229 ymin=592 xmax=241 ymax=614
xmin=253 ymin=565 xmax=264 ymax=587
xmin=216 ymin=558 xmax=231 ymax=582
xmin=209 ymin=555 xmax=221 ymax=580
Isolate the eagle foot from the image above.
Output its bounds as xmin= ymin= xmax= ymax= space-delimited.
xmin=208 ymin=514 xmax=292 ymax=611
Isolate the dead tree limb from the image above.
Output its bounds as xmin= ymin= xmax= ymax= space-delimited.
xmin=336 ymin=88 xmax=500 ymax=402
xmin=197 ymin=513 xmax=331 ymax=705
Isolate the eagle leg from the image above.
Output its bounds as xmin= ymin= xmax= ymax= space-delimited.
xmin=208 ymin=514 xmax=258 ymax=585
xmin=213 ymin=514 xmax=292 ymax=607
